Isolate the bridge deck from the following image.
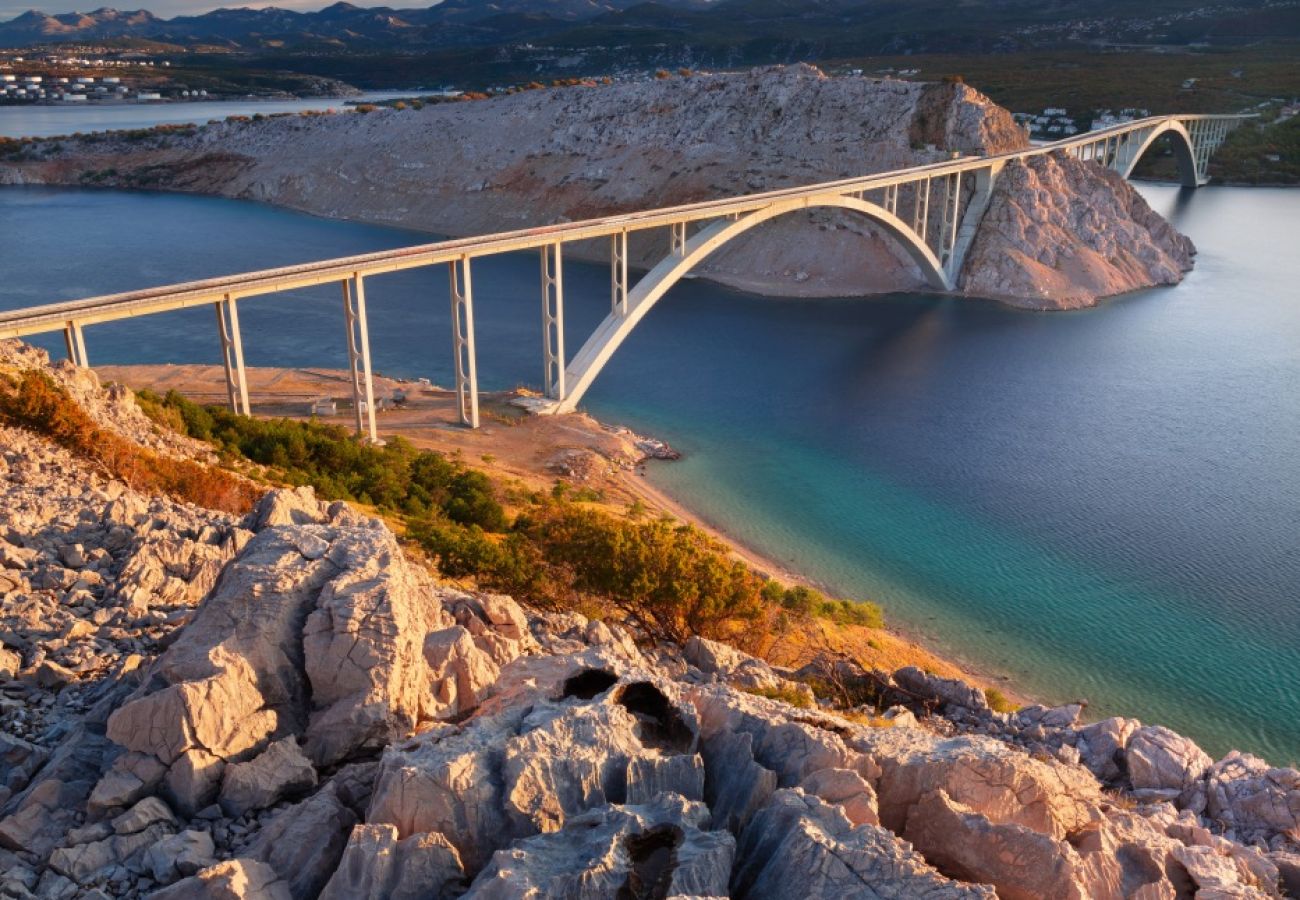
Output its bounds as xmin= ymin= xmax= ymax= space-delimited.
xmin=0 ymin=113 xmax=1246 ymax=340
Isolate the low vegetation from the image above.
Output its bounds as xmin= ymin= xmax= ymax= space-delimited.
xmin=740 ymin=684 xmax=814 ymax=709
xmin=985 ymin=687 xmax=1018 ymax=714
xmin=134 ymin=389 xmax=885 ymax=652
xmin=0 ymin=372 xmax=259 ymax=514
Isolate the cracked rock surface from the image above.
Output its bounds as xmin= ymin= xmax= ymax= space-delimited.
xmin=3 ymin=337 xmax=1297 ymax=899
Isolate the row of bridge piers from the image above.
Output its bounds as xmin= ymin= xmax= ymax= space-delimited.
xmin=30 ymin=113 xmax=1248 ymax=442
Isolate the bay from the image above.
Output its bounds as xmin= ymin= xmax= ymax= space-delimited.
xmin=1 ymin=182 xmax=1296 ymax=760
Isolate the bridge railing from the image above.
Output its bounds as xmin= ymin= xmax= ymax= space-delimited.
xmin=0 ymin=112 xmax=1253 ymax=432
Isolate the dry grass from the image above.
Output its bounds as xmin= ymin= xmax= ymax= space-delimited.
xmin=0 ymin=369 xmax=260 ymax=515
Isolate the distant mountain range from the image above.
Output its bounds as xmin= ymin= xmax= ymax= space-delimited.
xmin=1 ymin=0 xmax=1296 ymax=64
xmin=0 ymin=0 xmax=717 ymax=48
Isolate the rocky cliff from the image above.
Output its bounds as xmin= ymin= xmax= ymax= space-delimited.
xmin=2 ymin=338 xmax=1299 ymax=900
xmin=0 ymin=65 xmax=1193 ymax=309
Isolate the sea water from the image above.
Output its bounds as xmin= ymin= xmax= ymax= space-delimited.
xmin=2 ymin=183 xmax=1296 ymax=760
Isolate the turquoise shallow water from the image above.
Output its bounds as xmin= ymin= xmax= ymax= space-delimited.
xmin=1 ymin=184 xmax=1297 ymax=761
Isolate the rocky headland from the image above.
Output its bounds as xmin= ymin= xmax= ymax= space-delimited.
xmin=2 ymin=340 xmax=1300 ymax=900
xmin=0 ymin=65 xmax=1193 ymax=310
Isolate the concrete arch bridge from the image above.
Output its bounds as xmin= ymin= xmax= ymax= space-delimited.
xmin=0 ymin=113 xmax=1248 ymax=434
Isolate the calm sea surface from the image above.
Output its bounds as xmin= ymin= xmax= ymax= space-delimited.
xmin=1 ymin=184 xmax=1297 ymax=761
xmin=0 ymin=92 xmax=422 ymax=139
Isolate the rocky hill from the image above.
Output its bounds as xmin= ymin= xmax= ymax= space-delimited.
xmin=0 ymin=65 xmax=1194 ymax=309
xmin=2 ymin=338 xmax=1300 ymax=899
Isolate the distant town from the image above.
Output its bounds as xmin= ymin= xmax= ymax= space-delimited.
xmin=1 ymin=48 xmax=181 ymax=104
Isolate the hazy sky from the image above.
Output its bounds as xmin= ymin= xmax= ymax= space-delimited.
xmin=0 ymin=0 xmax=429 ymax=22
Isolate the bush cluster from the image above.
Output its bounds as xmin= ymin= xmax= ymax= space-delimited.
xmin=137 ymin=390 xmax=504 ymax=528
xmin=136 ymin=390 xmax=885 ymax=649
xmin=0 ymin=372 xmax=258 ymax=514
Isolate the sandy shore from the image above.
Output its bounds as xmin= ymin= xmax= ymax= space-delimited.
xmin=97 ymin=361 xmax=1022 ymax=695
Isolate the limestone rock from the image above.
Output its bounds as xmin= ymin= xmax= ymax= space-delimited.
xmin=905 ymin=789 xmax=1093 ymax=900
xmin=732 ymin=788 xmax=995 ymax=899
xmin=0 ymin=647 xmax=21 ymax=680
xmin=149 ymin=858 xmax=294 ymax=900
xmin=88 ymin=751 xmax=168 ymax=817
xmin=113 ymin=796 xmax=177 ymax=835
xmin=367 ymin=714 xmax=508 ymax=875
xmin=959 ymin=152 xmax=1197 ymax=310
xmin=300 ymin=529 xmax=452 ymax=766
xmin=144 ymin=829 xmax=217 ymax=885
xmin=163 ymin=748 xmax=226 ymax=817
xmin=247 ymin=786 xmax=358 ymax=900
xmin=1126 ymin=725 xmax=1212 ymax=798
xmin=1172 ymin=844 xmax=1276 ymax=899
xmin=699 ymin=730 xmax=777 ymax=834
xmin=683 ymin=635 xmax=813 ymax=702
xmin=253 ymin=487 xmax=326 ymax=529
xmin=464 ymin=794 xmax=733 ymax=899
xmin=0 ymin=733 xmax=49 ymax=795
xmin=423 ymin=625 xmax=502 ymax=720
xmin=1075 ymin=717 xmax=1140 ymax=782
xmin=218 ymin=738 xmax=317 ymax=817
xmin=801 ymin=767 xmax=879 ymax=827
xmin=849 ymin=725 xmax=1104 ymax=840
xmin=369 ymin=661 xmax=699 ymax=876
xmin=1206 ymin=751 xmax=1300 ymax=845
xmin=689 ymin=685 xmax=859 ymax=787
xmin=318 ymin=824 xmax=466 ymax=900
xmin=107 ymin=518 xmax=458 ymax=804
xmin=893 ymin=666 xmax=988 ymax=712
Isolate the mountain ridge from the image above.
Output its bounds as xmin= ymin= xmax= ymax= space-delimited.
xmin=0 ymin=0 xmax=1293 ymax=50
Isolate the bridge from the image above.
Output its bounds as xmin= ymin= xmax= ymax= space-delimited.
xmin=0 ymin=113 xmax=1249 ymax=438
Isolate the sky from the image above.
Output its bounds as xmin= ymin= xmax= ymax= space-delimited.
xmin=0 ymin=0 xmax=428 ymax=22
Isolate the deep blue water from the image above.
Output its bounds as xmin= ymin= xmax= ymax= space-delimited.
xmin=2 ymin=184 xmax=1297 ymax=761
xmin=0 ymin=92 xmax=423 ymax=139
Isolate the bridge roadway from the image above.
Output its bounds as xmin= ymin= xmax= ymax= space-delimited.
xmin=0 ymin=112 xmax=1250 ymax=436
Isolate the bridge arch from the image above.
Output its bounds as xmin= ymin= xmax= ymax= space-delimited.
xmin=1120 ymin=120 xmax=1199 ymax=188
xmin=555 ymin=194 xmax=948 ymax=412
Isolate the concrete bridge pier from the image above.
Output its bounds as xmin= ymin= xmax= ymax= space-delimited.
xmin=449 ymin=257 xmax=480 ymax=428
xmin=540 ymin=243 xmax=566 ymax=400
xmin=342 ymin=275 xmax=378 ymax=443
xmin=214 ymin=295 xmax=250 ymax=416
xmin=611 ymin=231 xmax=629 ymax=316
xmin=63 ymin=320 xmax=88 ymax=369
xmin=937 ymin=171 xmax=963 ymax=274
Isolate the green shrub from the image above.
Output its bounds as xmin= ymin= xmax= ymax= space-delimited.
xmin=985 ymin=687 xmax=1018 ymax=713
xmin=137 ymin=390 xmax=505 ymax=526
xmin=740 ymin=683 xmax=813 ymax=709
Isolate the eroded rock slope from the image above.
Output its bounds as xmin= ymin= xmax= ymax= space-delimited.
xmin=3 ymin=340 xmax=1297 ymax=900
xmin=0 ymin=65 xmax=1193 ymax=308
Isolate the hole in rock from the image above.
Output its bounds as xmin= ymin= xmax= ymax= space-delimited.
xmin=616 ymin=682 xmax=694 ymax=753
xmin=563 ymin=668 xmax=619 ymax=700
xmin=617 ymin=824 xmax=684 ymax=900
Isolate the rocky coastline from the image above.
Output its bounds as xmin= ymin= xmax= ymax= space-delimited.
xmin=2 ymin=341 xmax=1300 ymax=899
xmin=0 ymin=64 xmax=1194 ymax=311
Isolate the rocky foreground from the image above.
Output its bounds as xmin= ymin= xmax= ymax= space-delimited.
xmin=3 ymin=343 xmax=1299 ymax=900
xmin=0 ymin=65 xmax=1193 ymax=309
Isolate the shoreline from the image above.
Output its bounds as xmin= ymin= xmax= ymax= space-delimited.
xmin=94 ymin=361 xmax=1024 ymax=700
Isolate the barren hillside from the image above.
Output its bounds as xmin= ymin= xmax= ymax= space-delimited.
xmin=1 ymin=65 xmax=1193 ymax=309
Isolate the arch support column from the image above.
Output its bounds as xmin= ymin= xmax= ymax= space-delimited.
xmin=448 ymin=256 xmax=479 ymax=428
xmin=541 ymin=243 xmax=566 ymax=400
xmin=63 ymin=320 xmax=89 ymax=369
xmin=610 ymin=231 xmax=628 ymax=316
xmin=342 ymin=275 xmax=378 ymax=443
xmin=554 ymin=194 xmax=949 ymax=414
xmin=214 ymin=295 xmax=250 ymax=415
